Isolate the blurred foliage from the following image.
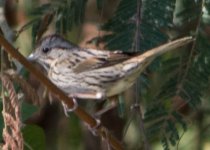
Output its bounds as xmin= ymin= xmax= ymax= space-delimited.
xmin=24 ymin=0 xmax=87 ymax=44
xmin=1 ymin=0 xmax=210 ymax=149
xmin=22 ymin=125 xmax=46 ymax=150
xmin=21 ymin=102 xmax=38 ymax=121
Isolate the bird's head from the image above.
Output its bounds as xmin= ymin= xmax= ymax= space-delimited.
xmin=28 ymin=34 xmax=78 ymax=70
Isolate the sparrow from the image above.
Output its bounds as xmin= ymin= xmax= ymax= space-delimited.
xmin=28 ymin=34 xmax=192 ymax=100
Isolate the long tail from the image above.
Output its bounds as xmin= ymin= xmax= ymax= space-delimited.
xmin=128 ymin=36 xmax=193 ymax=63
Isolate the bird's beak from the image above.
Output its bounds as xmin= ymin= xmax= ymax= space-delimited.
xmin=27 ymin=53 xmax=37 ymax=62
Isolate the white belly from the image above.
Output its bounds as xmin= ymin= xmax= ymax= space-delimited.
xmin=106 ymin=70 xmax=140 ymax=97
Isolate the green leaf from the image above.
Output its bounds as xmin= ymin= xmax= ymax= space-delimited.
xmin=22 ymin=125 xmax=46 ymax=150
xmin=21 ymin=102 xmax=38 ymax=121
xmin=161 ymin=137 xmax=170 ymax=150
xmin=30 ymin=0 xmax=87 ymax=37
xmin=29 ymin=3 xmax=52 ymax=16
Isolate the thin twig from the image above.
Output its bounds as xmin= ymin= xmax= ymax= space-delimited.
xmin=176 ymin=0 xmax=204 ymax=95
xmin=132 ymin=0 xmax=151 ymax=149
xmin=97 ymin=0 xmax=105 ymax=40
xmin=0 ymin=34 xmax=123 ymax=150
xmin=0 ymin=0 xmax=15 ymax=43
xmin=134 ymin=0 xmax=141 ymax=51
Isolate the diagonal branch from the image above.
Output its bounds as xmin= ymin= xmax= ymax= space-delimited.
xmin=0 ymin=34 xmax=123 ymax=150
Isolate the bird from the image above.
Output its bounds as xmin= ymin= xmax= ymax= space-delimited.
xmin=28 ymin=34 xmax=193 ymax=101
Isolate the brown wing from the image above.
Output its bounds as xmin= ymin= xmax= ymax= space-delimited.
xmin=73 ymin=51 xmax=138 ymax=73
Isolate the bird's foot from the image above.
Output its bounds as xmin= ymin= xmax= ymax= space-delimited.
xmin=85 ymin=118 xmax=101 ymax=136
xmin=62 ymin=97 xmax=78 ymax=117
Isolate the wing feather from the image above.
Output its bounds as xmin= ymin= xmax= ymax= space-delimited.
xmin=72 ymin=51 xmax=136 ymax=73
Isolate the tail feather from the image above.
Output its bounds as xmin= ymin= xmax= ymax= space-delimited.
xmin=128 ymin=36 xmax=193 ymax=63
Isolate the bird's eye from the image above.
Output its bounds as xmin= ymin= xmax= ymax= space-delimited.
xmin=42 ymin=47 xmax=50 ymax=53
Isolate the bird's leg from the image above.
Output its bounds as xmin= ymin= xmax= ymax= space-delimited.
xmin=62 ymin=97 xmax=78 ymax=117
xmin=95 ymin=95 xmax=119 ymax=117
